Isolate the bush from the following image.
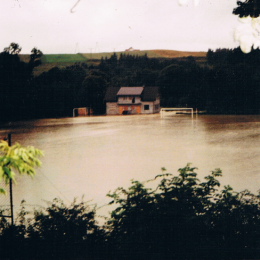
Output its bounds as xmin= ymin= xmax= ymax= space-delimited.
xmin=1 ymin=164 xmax=260 ymax=259
xmin=106 ymin=164 xmax=260 ymax=259
xmin=0 ymin=198 xmax=103 ymax=259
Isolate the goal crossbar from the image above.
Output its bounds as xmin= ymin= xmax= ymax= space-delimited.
xmin=160 ymin=108 xmax=193 ymax=118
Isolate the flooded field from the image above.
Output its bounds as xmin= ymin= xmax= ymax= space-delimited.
xmin=1 ymin=114 xmax=260 ymax=219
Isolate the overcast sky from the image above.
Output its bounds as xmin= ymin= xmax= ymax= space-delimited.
xmin=1 ymin=0 xmax=241 ymax=54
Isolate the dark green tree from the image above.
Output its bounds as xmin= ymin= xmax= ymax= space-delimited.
xmin=233 ymin=0 xmax=260 ymax=17
xmin=0 ymin=43 xmax=43 ymax=121
xmin=27 ymin=198 xmax=101 ymax=259
xmin=81 ymin=70 xmax=108 ymax=114
xmin=106 ymin=163 xmax=260 ymax=259
xmin=33 ymin=64 xmax=87 ymax=118
xmin=158 ymin=62 xmax=205 ymax=108
xmin=0 ymin=198 xmax=103 ymax=259
xmin=3 ymin=42 xmax=22 ymax=54
xmin=30 ymin=47 xmax=43 ymax=67
xmin=106 ymin=164 xmax=224 ymax=259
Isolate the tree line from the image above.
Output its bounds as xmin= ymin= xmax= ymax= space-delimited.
xmin=1 ymin=42 xmax=260 ymax=123
xmin=1 ymin=164 xmax=260 ymax=259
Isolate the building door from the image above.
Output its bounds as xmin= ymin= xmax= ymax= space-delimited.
xmin=118 ymin=106 xmax=123 ymax=114
xmin=136 ymin=105 xmax=141 ymax=114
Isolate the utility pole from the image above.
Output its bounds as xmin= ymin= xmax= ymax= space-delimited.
xmin=8 ymin=133 xmax=14 ymax=260
xmin=95 ymin=42 xmax=100 ymax=53
xmin=8 ymin=133 xmax=14 ymax=226
xmin=75 ymin=43 xmax=80 ymax=54
xmin=89 ymin=48 xmax=93 ymax=60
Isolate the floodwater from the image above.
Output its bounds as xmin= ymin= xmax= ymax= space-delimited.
xmin=1 ymin=114 xmax=260 ymax=220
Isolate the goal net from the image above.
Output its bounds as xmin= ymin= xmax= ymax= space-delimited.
xmin=160 ymin=108 xmax=193 ymax=118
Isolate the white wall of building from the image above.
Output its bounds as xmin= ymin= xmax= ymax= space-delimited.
xmin=141 ymin=97 xmax=160 ymax=114
xmin=106 ymin=102 xmax=118 ymax=115
xmin=117 ymin=96 xmax=141 ymax=104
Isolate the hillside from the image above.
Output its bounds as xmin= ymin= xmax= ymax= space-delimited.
xmin=79 ymin=49 xmax=207 ymax=59
xmin=148 ymin=49 xmax=207 ymax=58
xmin=19 ymin=49 xmax=207 ymax=76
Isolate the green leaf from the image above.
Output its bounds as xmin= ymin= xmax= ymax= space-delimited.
xmin=0 ymin=141 xmax=43 ymax=196
xmin=0 ymin=188 xmax=6 ymax=195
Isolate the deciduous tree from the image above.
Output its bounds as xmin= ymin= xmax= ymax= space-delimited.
xmin=233 ymin=0 xmax=260 ymax=18
xmin=0 ymin=140 xmax=43 ymax=194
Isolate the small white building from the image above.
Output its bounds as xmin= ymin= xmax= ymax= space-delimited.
xmin=105 ymin=86 xmax=160 ymax=115
xmin=125 ymin=47 xmax=140 ymax=52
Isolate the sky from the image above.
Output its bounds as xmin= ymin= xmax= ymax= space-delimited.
xmin=0 ymin=0 xmax=241 ymax=54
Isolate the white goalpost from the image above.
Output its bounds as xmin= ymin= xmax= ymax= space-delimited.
xmin=73 ymin=107 xmax=87 ymax=117
xmin=160 ymin=107 xmax=194 ymax=118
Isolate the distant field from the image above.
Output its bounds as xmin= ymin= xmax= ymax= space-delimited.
xmin=80 ymin=49 xmax=207 ymax=59
xmin=19 ymin=50 xmax=207 ymax=76
xmin=151 ymin=49 xmax=206 ymax=58
xmin=41 ymin=54 xmax=87 ymax=63
xmin=20 ymin=49 xmax=207 ymax=62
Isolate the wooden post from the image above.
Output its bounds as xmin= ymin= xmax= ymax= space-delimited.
xmin=8 ymin=133 xmax=14 ymax=227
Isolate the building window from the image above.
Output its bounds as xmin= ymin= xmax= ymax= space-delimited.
xmin=132 ymin=97 xmax=135 ymax=103
xmin=144 ymin=105 xmax=149 ymax=110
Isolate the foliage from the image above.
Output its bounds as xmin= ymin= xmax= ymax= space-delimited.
xmin=81 ymin=70 xmax=108 ymax=114
xmin=106 ymin=164 xmax=260 ymax=259
xmin=0 ymin=140 xmax=43 ymax=194
xmin=233 ymin=0 xmax=260 ymax=18
xmin=3 ymin=42 xmax=260 ymax=121
xmin=30 ymin=47 xmax=43 ymax=67
xmin=207 ymin=48 xmax=233 ymax=65
xmin=158 ymin=62 xmax=207 ymax=108
xmin=3 ymin=42 xmax=22 ymax=55
xmin=206 ymin=48 xmax=260 ymax=114
xmin=0 ymin=198 xmax=103 ymax=259
xmin=0 ymin=43 xmax=43 ymax=121
xmin=27 ymin=198 xmax=103 ymax=259
xmin=1 ymin=164 xmax=260 ymax=259
xmin=31 ymin=48 xmax=260 ymax=115
xmin=32 ymin=63 xmax=87 ymax=118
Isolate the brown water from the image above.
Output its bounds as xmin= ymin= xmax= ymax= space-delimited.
xmin=1 ymin=114 xmax=260 ymax=219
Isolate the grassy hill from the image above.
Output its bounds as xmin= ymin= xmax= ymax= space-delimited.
xmin=79 ymin=49 xmax=207 ymax=59
xmin=19 ymin=50 xmax=207 ymax=76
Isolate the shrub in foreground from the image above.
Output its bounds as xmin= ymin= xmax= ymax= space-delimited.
xmin=0 ymin=198 xmax=104 ymax=259
xmin=1 ymin=164 xmax=260 ymax=259
xmin=106 ymin=164 xmax=260 ymax=259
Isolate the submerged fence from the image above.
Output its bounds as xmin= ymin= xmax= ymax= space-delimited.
xmin=0 ymin=134 xmax=13 ymax=225
xmin=0 ymin=181 xmax=12 ymax=221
